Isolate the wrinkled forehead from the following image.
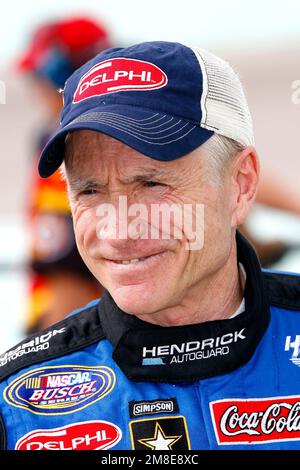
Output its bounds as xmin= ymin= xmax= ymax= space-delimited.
xmin=64 ymin=129 xmax=203 ymax=179
xmin=64 ymin=129 xmax=111 ymax=160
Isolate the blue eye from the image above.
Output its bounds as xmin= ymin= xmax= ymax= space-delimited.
xmin=81 ymin=189 xmax=97 ymax=195
xmin=144 ymin=181 xmax=160 ymax=187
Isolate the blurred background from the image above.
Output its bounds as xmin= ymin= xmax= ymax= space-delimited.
xmin=1 ymin=0 xmax=300 ymax=352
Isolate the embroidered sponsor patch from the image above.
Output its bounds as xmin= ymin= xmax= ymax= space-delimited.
xmin=210 ymin=395 xmax=300 ymax=445
xmin=4 ymin=365 xmax=115 ymax=415
xmin=129 ymin=416 xmax=190 ymax=450
xmin=129 ymin=398 xmax=179 ymax=418
xmin=0 ymin=328 xmax=66 ymax=367
xmin=15 ymin=420 xmax=122 ymax=450
xmin=141 ymin=329 xmax=246 ymax=366
xmin=285 ymin=335 xmax=300 ymax=368
xmin=73 ymin=58 xmax=168 ymax=103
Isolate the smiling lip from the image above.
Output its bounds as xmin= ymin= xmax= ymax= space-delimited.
xmin=104 ymin=251 xmax=167 ymax=268
xmin=110 ymin=257 xmax=147 ymax=265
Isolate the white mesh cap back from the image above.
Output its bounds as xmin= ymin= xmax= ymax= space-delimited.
xmin=190 ymin=46 xmax=254 ymax=147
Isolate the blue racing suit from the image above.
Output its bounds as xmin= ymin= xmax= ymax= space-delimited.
xmin=1 ymin=232 xmax=300 ymax=450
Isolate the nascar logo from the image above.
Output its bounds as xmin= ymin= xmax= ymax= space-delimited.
xmin=72 ymin=58 xmax=168 ymax=103
xmin=4 ymin=365 xmax=115 ymax=415
xmin=24 ymin=371 xmax=91 ymax=391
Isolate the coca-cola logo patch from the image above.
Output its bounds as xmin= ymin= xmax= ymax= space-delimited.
xmin=15 ymin=420 xmax=122 ymax=450
xmin=73 ymin=58 xmax=168 ymax=103
xmin=210 ymin=396 xmax=300 ymax=445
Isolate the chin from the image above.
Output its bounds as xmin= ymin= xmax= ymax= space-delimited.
xmin=109 ymin=283 xmax=165 ymax=317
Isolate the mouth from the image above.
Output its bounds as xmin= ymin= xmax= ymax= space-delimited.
xmin=110 ymin=257 xmax=149 ymax=265
xmin=105 ymin=251 xmax=167 ymax=268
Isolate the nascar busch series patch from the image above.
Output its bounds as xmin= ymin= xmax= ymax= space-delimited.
xmin=210 ymin=395 xmax=300 ymax=445
xmin=15 ymin=421 xmax=122 ymax=450
xmin=73 ymin=58 xmax=168 ymax=103
xmin=4 ymin=365 xmax=115 ymax=415
xmin=129 ymin=416 xmax=190 ymax=450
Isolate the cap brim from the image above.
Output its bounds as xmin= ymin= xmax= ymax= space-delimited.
xmin=38 ymin=104 xmax=214 ymax=178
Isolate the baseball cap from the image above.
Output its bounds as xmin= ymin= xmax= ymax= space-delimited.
xmin=38 ymin=41 xmax=254 ymax=178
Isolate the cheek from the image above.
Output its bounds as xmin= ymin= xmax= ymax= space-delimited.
xmin=73 ymin=207 xmax=99 ymax=256
xmin=204 ymin=192 xmax=234 ymax=255
xmin=206 ymin=186 xmax=231 ymax=222
xmin=192 ymin=188 xmax=232 ymax=255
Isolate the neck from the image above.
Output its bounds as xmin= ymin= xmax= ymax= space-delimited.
xmin=136 ymin=243 xmax=244 ymax=327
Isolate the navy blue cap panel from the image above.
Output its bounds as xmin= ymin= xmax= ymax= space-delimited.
xmin=61 ymin=42 xmax=203 ymax=126
xmin=38 ymin=41 xmax=213 ymax=178
xmin=38 ymin=134 xmax=66 ymax=178
xmin=38 ymin=105 xmax=214 ymax=178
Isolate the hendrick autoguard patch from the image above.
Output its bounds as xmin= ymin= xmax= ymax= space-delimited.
xmin=141 ymin=329 xmax=246 ymax=365
xmin=113 ymin=322 xmax=258 ymax=382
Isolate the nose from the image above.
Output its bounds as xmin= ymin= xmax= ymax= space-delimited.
xmin=95 ymin=190 xmax=150 ymax=242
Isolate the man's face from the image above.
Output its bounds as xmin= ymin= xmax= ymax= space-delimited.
xmin=65 ymin=130 xmax=236 ymax=319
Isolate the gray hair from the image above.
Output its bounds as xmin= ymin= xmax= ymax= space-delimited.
xmin=201 ymin=134 xmax=245 ymax=185
xmin=59 ymin=163 xmax=67 ymax=182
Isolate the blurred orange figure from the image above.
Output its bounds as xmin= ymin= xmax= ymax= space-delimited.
xmin=18 ymin=17 xmax=112 ymax=333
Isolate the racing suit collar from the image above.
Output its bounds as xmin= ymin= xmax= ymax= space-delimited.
xmin=99 ymin=231 xmax=270 ymax=382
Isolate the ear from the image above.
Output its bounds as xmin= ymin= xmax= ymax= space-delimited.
xmin=230 ymin=146 xmax=260 ymax=227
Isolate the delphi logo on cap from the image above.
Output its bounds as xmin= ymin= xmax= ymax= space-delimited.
xmin=73 ymin=58 xmax=168 ymax=103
